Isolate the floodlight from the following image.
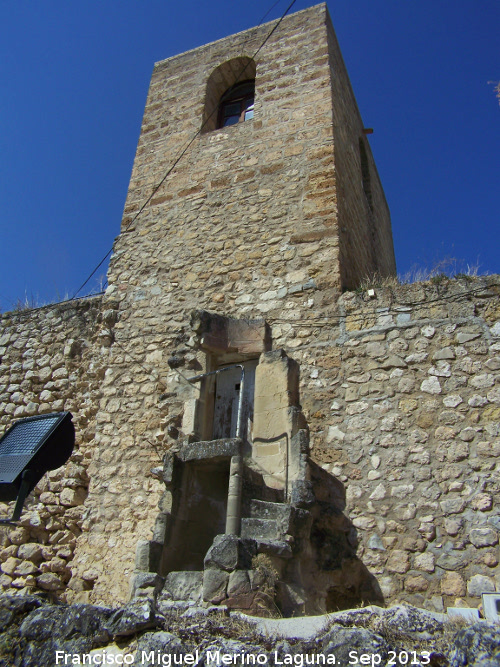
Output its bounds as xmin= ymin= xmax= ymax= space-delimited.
xmin=0 ymin=412 xmax=75 ymax=523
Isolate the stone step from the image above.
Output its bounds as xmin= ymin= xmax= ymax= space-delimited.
xmin=249 ymin=499 xmax=294 ymax=533
xmin=240 ymin=517 xmax=279 ymax=541
xmin=254 ymin=538 xmax=293 ymax=559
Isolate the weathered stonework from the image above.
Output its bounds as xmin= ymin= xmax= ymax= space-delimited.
xmin=0 ymin=3 xmax=499 ymax=617
xmin=0 ymin=298 xmax=104 ymax=595
xmin=1 ymin=277 xmax=499 ymax=614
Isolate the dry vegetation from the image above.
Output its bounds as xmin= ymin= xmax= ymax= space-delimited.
xmin=355 ymin=257 xmax=486 ymax=293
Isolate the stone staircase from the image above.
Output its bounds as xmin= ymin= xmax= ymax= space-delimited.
xmin=156 ymin=500 xmax=311 ymax=613
xmin=242 ymin=499 xmax=294 ymax=537
xmin=240 ymin=499 xmax=307 ymax=559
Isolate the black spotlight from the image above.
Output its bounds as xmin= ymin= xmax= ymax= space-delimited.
xmin=0 ymin=412 xmax=75 ymax=524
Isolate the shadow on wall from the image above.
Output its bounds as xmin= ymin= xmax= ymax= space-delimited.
xmin=305 ymin=460 xmax=383 ymax=612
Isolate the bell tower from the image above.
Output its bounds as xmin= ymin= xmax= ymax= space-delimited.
xmin=111 ymin=2 xmax=395 ymax=299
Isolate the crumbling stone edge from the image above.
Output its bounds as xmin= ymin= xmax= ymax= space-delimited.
xmin=0 ymin=594 xmax=499 ymax=667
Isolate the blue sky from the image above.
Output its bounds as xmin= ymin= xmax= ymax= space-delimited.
xmin=0 ymin=1 xmax=498 ymax=311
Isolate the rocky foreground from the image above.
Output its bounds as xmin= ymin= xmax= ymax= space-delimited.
xmin=0 ymin=595 xmax=499 ymax=667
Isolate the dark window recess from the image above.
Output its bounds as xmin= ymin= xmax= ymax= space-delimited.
xmin=217 ymin=80 xmax=255 ymax=129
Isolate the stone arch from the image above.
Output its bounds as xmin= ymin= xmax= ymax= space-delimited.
xmin=201 ymin=56 xmax=256 ymax=133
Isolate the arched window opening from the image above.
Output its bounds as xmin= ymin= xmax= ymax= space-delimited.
xmin=217 ymin=80 xmax=255 ymax=128
xmin=201 ymin=57 xmax=256 ymax=133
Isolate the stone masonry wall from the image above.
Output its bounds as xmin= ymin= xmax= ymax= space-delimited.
xmin=68 ymin=274 xmax=500 ymax=612
xmin=0 ymin=277 xmax=499 ymax=614
xmin=297 ymin=276 xmax=500 ymax=613
xmin=0 ymin=297 xmax=104 ymax=598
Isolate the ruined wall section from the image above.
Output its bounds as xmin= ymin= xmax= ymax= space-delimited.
xmin=71 ymin=4 xmax=347 ymax=606
xmin=287 ymin=276 xmax=500 ymax=612
xmin=0 ymin=297 xmax=105 ymax=598
xmin=0 ymin=274 xmax=499 ymax=612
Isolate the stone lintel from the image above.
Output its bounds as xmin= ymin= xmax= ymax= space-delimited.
xmin=178 ymin=437 xmax=242 ymax=462
xmin=191 ymin=309 xmax=271 ymax=356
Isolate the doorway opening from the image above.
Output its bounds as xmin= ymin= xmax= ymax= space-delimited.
xmin=213 ymin=359 xmax=257 ymax=442
xmin=161 ymin=459 xmax=230 ymax=573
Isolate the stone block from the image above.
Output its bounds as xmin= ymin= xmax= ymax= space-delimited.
xmin=440 ymin=572 xmax=466 ymax=597
xmin=152 ymin=513 xmax=169 ymax=543
xmin=444 ymin=518 xmax=462 ymax=536
xmin=290 ymin=480 xmax=315 ymax=508
xmin=421 ymin=377 xmax=442 ymax=394
xmin=440 ymin=498 xmax=466 ymax=515
xmin=202 ymin=569 xmax=229 ymax=603
xmin=436 ymin=552 xmax=467 ymax=571
xmin=227 ymin=570 xmax=251 ymax=597
xmin=433 ymin=347 xmax=456 ymax=361
xmin=386 ymin=550 xmax=410 ymax=574
xmin=60 ymin=486 xmax=87 ymax=507
xmin=105 ymin=599 xmax=158 ymax=637
xmin=204 ymin=535 xmax=254 ymax=571
xmin=471 ymin=494 xmax=493 ymax=511
xmin=414 ymin=552 xmax=435 ymax=573
xmin=130 ymin=572 xmax=164 ymax=599
xmin=254 ymin=539 xmax=293 ymax=559
xmin=36 ymin=573 xmax=64 ymax=591
xmin=470 ymin=528 xmax=498 ymax=548
xmin=404 ymin=575 xmax=429 ymax=592
xmin=15 ymin=561 xmax=39 ymax=577
xmin=134 ymin=540 xmax=163 ymax=573
xmin=1 ymin=558 xmax=21 ymax=576
xmin=467 ymin=574 xmax=495 ymax=597
xmin=163 ymin=571 xmax=202 ymax=601
xmin=240 ymin=518 xmax=278 ymax=541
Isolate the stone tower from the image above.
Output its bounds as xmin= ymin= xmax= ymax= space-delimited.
xmin=117 ymin=3 xmax=395 ymax=296
xmin=69 ymin=3 xmax=395 ymax=612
